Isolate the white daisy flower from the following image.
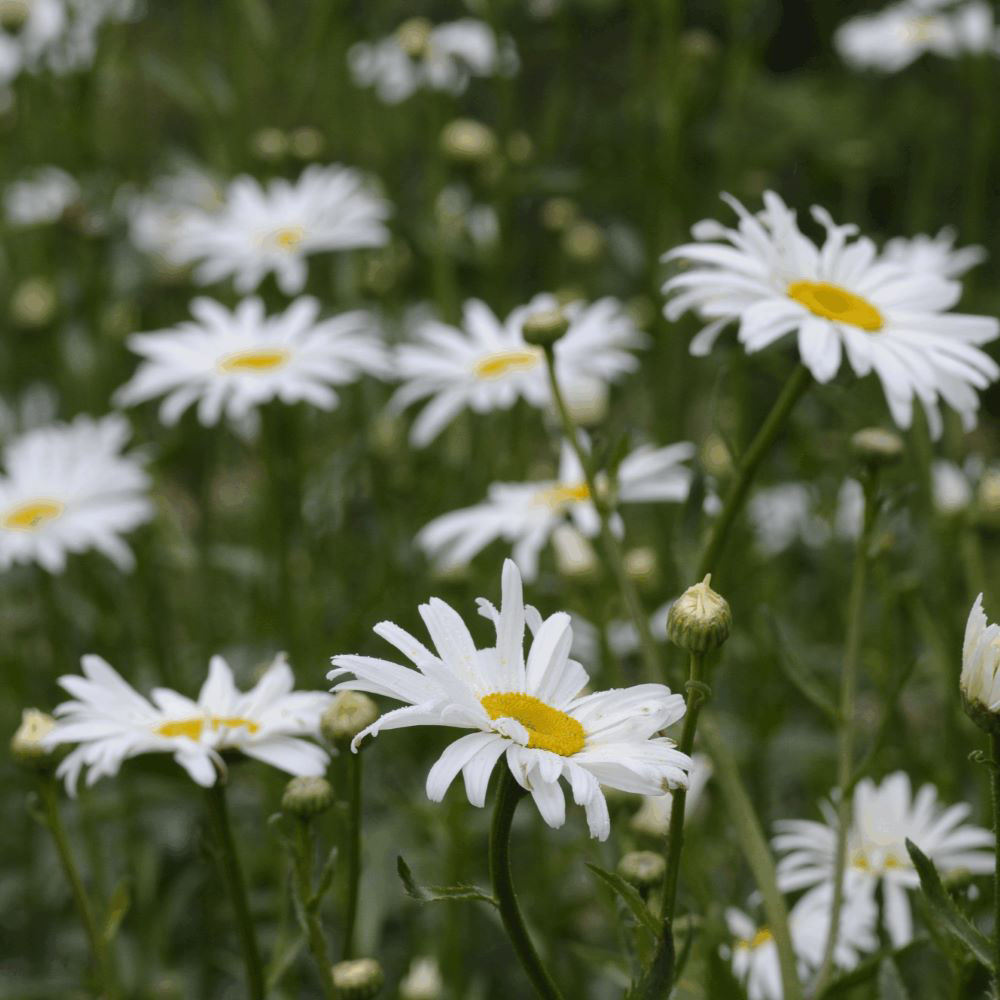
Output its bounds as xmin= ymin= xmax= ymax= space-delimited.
xmin=961 ymin=593 xmax=1000 ymax=715
xmin=392 ymin=295 xmax=648 ymax=447
xmin=932 ymin=458 xmax=974 ymax=514
xmin=630 ymin=752 xmax=712 ymax=837
xmin=170 ymin=165 xmax=391 ymax=295
xmin=662 ymin=191 xmax=999 ymax=437
xmin=328 ymin=560 xmax=691 ymax=841
xmin=3 ymin=165 xmax=79 ymax=226
xmin=348 ymin=17 xmax=517 ymax=104
xmin=773 ymin=771 xmax=994 ymax=946
xmin=726 ymin=887 xmax=877 ymax=1000
xmin=0 ymin=414 xmax=153 ymax=573
xmin=417 ymin=438 xmax=693 ymax=580
xmin=114 ymin=296 xmax=387 ymax=427
xmin=46 ymin=652 xmax=332 ymax=795
xmin=748 ymin=483 xmax=831 ymax=555
xmin=883 ymin=228 xmax=986 ymax=280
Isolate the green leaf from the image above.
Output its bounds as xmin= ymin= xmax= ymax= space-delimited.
xmin=102 ymin=880 xmax=130 ymax=944
xmin=396 ymin=856 xmax=497 ymax=908
xmin=266 ymin=935 xmax=305 ymax=991
xmin=309 ymin=845 xmax=338 ymax=907
xmin=905 ymin=839 xmax=993 ymax=972
xmin=757 ymin=609 xmax=838 ymax=722
xmin=585 ymin=863 xmax=660 ymax=938
xmin=818 ymin=939 xmax=925 ymax=997
xmin=877 ymin=958 xmax=911 ymax=1000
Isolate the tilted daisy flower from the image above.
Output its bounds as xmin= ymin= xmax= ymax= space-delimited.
xmin=961 ymin=593 xmax=1000 ymax=727
xmin=883 ymin=227 xmax=986 ymax=280
xmin=114 ymin=296 xmax=387 ymax=427
xmin=46 ymin=652 xmax=331 ymax=794
xmin=392 ymin=295 xmax=647 ymax=447
xmin=773 ymin=771 xmax=994 ymax=946
xmin=347 ymin=17 xmax=517 ymax=104
xmin=662 ymin=191 xmax=999 ymax=437
xmin=171 ymin=164 xmax=390 ymax=295
xmin=417 ymin=437 xmax=693 ymax=580
xmin=328 ymin=560 xmax=690 ymax=840
xmin=0 ymin=414 xmax=152 ymax=573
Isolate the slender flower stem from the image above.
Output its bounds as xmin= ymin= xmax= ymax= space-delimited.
xmin=990 ymin=732 xmax=1000 ymax=988
xmin=489 ymin=768 xmax=564 ymax=1000
xmin=38 ymin=778 xmax=119 ymax=1000
xmin=292 ymin=820 xmax=336 ymax=1000
xmin=204 ymin=782 xmax=265 ymax=1000
xmin=812 ymin=471 xmax=878 ymax=995
xmin=342 ymin=751 xmax=363 ymax=959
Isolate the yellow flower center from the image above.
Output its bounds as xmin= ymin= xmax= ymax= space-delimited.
xmin=217 ymin=348 xmax=291 ymax=373
xmin=903 ymin=16 xmax=937 ymax=41
xmin=534 ymin=482 xmax=590 ymax=509
xmin=787 ymin=280 xmax=884 ymax=332
xmin=271 ymin=225 xmax=305 ymax=250
xmin=481 ymin=692 xmax=585 ymax=756
xmin=3 ymin=499 xmax=64 ymax=532
xmin=738 ymin=928 xmax=773 ymax=951
xmin=155 ymin=716 xmax=260 ymax=740
xmin=473 ymin=349 xmax=542 ymax=380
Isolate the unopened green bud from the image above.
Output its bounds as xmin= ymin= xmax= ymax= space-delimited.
xmin=396 ymin=17 xmax=432 ymax=58
xmin=617 ymin=850 xmax=666 ymax=891
xmin=321 ymin=691 xmax=379 ymax=748
xmin=331 ymin=957 xmax=384 ymax=999
xmin=540 ymin=196 xmax=578 ymax=232
xmin=667 ymin=575 xmax=731 ymax=653
xmin=250 ymin=127 xmax=288 ymax=162
xmin=561 ymin=220 xmax=604 ymax=263
xmin=0 ymin=0 xmax=29 ymax=31
xmin=11 ymin=709 xmax=58 ymax=770
xmin=521 ymin=307 xmax=569 ymax=350
xmin=289 ymin=126 xmax=324 ymax=160
xmin=440 ymin=119 xmax=497 ymax=163
xmin=850 ymin=427 xmax=904 ymax=467
xmin=281 ymin=775 xmax=334 ymax=819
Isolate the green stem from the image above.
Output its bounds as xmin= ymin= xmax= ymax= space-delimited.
xmin=204 ymin=782 xmax=265 ymax=1000
xmin=342 ymin=751 xmax=363 ymax=959
xmin=38 ymin=778 xmax=119 ymax=999
xmin=292 ymin=821 xmax=336 ymax=1000
xmin=489 ymin=768 xmax=564 ymax=1000
xmin=991 ymin=732 xmax=1000 ymax=988
xmin=697 ymin=364 xmax=812 ymax=582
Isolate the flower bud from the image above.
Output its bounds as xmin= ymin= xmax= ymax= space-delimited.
xmin=561 ymin=220 xmax=604 ymax=263
xmin=961 ymin=594 xmax=1000 ymax=734
xmin=540 ymin=196 xmax=578 ymax=232
xmin=976 ymin=468 xmax=1000 ymax=529
xmin=396 ymin=17 xmax=433 ymax=58
xmin=440 ymin=119 xmax=497 ymax=164
xmin=624 ymin=547 xmax=658 ymax=587
xmin=10 ymin=277 xmax=57 ymax=328
xmin=10 ymin=709 xmax=58 ymax=770
xmin=850 ymin=427 xmax=904 ymax=467
xmin=250 ymin=127 xmax=288 ymax=162
xmin=667 ymin=575 xmax=731 ymax=653
xmin=289 ymin=126 xmax=324 ymax=161
xmin=321 ymin=691 xmax=379 ymax=748
xmin=331 ymin=958 xmax=384 ymax=999
xmin=521 ymin=307 xmax=569 ymax=350
xmin=281 ymin=775 xmax=334 ymax=819
xmin=506 ymin=131 xmax=534 ymax=165
xmin=0 ymin=0 xmax=29 ymax=31
xmin=617 ymin=850 xmax=666 ymax=891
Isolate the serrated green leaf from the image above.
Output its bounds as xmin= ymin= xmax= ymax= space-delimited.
xmin=102 ymin=879 xmax=130 ymax=943
xmin=396 ymin=856 xmax=497 ymax=908
xmin=585 ymin=863 xmax=660 ymax=938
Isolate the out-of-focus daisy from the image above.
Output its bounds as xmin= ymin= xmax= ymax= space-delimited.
xmin=0 ymin=414 xmax=152 ymax=573
xmin=46 ymin=652 xmax=331 ymax=794
xmin=418 ymin=438 xmax=693 ymax=580
xmin=329 ymin=560 xmax=690 ymax=841
xmin=0 ymin=383 xmax=59 ymax=441
xmin=961 ymin=593 xmax=1000 ymax=719
xmin=3 ymin=166 xmax=79 ymax=226
xmin=630 ymin=752 xmax=712 ymax=837
xmin=663 ymin=191 xmax=999 ymax=437
xmin=726 ymin=887 xmax=876 ymax=1000
xmin=170 ymin=165 xmax=390 ymax=295
xmin=748 ymin=483 xmax=830 ymax=555
xmin=932 ymin=458 xmax=974 ymax=514
xmin=884 ymin=228 xmax=986 ymax=280
xmin=399 ymin=956 xmax=443 ymax=1000
xmin=773 ymin=771 xmax=993 ymax=946
xmin=348 ymin=17 xmax=517 ymax=104
xmin=392 ymin=295 xmax=648 ymax=447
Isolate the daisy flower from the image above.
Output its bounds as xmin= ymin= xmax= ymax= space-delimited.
xmin=0 ymin=414 xmax=153 ymax=573
xmin=114 ymin=296 xmax=387 ymax=428
xmin=46 ymin=652 xmax=332 ymax=794
xmin=883 ymin=228 xmax=986 ymax=280
xmin=662 ymin=191 xmax=999 ymax=437
xmin=773 ymin=771 xmax=994 ymax=946
xmin=748 ymin=483 xmax=830 ymax=555
xmin=348 ymin=17 xmax=517 ymax=104
xmin=3 ymin=165 xmax=79 ymax=226
xmin=961 ymin=593 xmax=1000 ymax=718
xmin=170 ymin=164 xmax=391 ymax=295
xmin=417 ymin=437 xmax=693 ymax=580
xmin=392 ymin=295 xmax=648 ymax=447
xmin=328 ymin=560 xmax=691 ymax=840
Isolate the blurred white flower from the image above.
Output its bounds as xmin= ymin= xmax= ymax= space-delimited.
xmin=630 ymin=752 xmax=712 ymax=837
xmin=46 ymin=652 xmax=331 ymax=795
xmin=0 ymin=383 xmax=59 ymax=441
xmin=883 ymin=227 xmax=986 ymax=280
xmin=329 ymin=560 xmax=690 ymax=841
xmin=399 ymin=956 xmax=443 ymax=1000
xmin=171 ymin=165 xmax=391 ymax=295
xmin=961 ymin=593 xmax=1000 ymax=713
xmin=3 ymin=166 xmax=79 ymax=226
xmin=748 ymin=483 xmax=830 ymax=555
xmin=662 ymin=191 xmax=999 ymax=437
xmin=392 ymin=295 xmax=647 ymax=447
xmin=773 ymin=771 xmax=993 ymax=946
xmin=348 ymin=18 xmax=517 ymax=104
xmin=417 ymin=438 xmax=693 ymax=580
xmin=0 ymin=414 xmax=152 ymax=573
xmin=931 ymin=458 xmax=974 ymax=514
xmin=114 ymin=296 xmax=387 ymax=427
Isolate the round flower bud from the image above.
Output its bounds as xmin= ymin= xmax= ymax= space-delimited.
xmin=624 ymin=547 xmax=658 ymax=587
xmin=521 ymin=307 xmax=569 ymax=350
xmin=506 ymin=131 xmax=534 ymax=165
xmin=850 ymin=427 xmax=904 ymax=467
xmin=540 ymin=196 xmax=578 ymax=232
xmin=281 ymin=776 xmax=334 ymax=819
xmin=11 ymin=277 xmax=57 ymax=328
xmin=439 ymin=119 xmax=497 ymax=164
xmin=0 ymin=0 xmax=29 ymax=31
xmin=667 ymin=575 xmax=731 ymax=653
xmin=289 ymin=126 xmax=324 ymax=161
xmin=976 ymin=468 xmax=1000 ymax=529
xmin=617 ymin=850 xmax=666 ymax=891
xmin=561 ymin=220 xmax=604 ymax=263
xmin=961 ymin=594 xmax=1000 ymax=734
xmin=250 ymin=127 xmax=288 ymax=162
xmin=395 ymin=17 xmax=432 ymax=58
xmin=321 ymin=691 xmax=379 ymax=748
xmin=331 ymin=957 xmax=384 ymax=999
xmin=10 ymin=709 xmax=58 ymax=770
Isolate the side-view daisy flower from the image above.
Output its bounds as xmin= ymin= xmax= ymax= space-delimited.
xmin=391 ymin=295 xmax=647 ymax=447
xmin=417 ymin=438 xmax=693 ymax=580
xmin=0 ymin=414 xmax=152 ymax=573
xmin=171 ymin=164 xmax=390 ymax=295
xmin=961 ymin=593 xmax=1000 ymax=722
xmin=114 ymin=296 xmax=387 ymax=427
xmin=883 ymin=227 xmax=987 ymax=280
xmin=662 ymin=191 xmax=999 ymax=437
xmin=773 ymin=771 xmax=994 ymax=946
xmin=328 ymin=560 xmax=691 ymax=840
xmin=46 ymin=652 xmax=331 ymax=794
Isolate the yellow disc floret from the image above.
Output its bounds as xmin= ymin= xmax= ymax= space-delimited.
xmin=534 ymin=482 xmax=590 ymax=509
xmin=217 ymin=348 xmax=291 ymax=373
xmin=473 ymin=349 xmax=542 ymax=380
xmin=787 ymin=280 xmax=883 ymax=332
xmin=481 ymin=692 xmax=585 ymax=756
xmin=3 ymin=499 xmax=64 ymax=532
xmin=156 ymin=716 xmax=260 ymax=740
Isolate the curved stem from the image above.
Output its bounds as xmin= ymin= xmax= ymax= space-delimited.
xmin=342 ymin=750 xmax=363 ymax=959
xmin=489 ymin=768 xmax=564 ymax=1000
xmin=991 ymin=732 xmax=1000 ymax=987
xmin=205 ymin=782 xmax=265 ymax=1000
xmin=292 ymin=821 xmax=336 ymax=1000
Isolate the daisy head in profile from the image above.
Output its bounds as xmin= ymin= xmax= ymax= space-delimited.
xmin=45 ymin=652 xmax=332 ymax=795
xmin=961 ymin=593 xmax=1000 ymax=731
xmin=662 ymin=190 xmax=999 ymax=437
xmin=328 ymin=559 xmax=691 ymax=840
xmin=114 ymin=296 xmax=388 ymax=428
xmin=0 ymin=413 xmax=153 ymax=574
xmin=171 ymin=164 xmax=391 ymax=295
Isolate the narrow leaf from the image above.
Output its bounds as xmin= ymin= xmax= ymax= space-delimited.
xmin=585 ymin=863 xmax=660 ymax=938
xmin=758 ymin=609 xmax=838 ymax=722
xmin=396 ymin=856 xmax=497 ymax=908
xmin=818 ymin=939 xmax=925 ymax=997
xmin=102 ymin=880 xmax=130 ymax=943
xmin=877 ymin=959 xmax=911 ymax=1000
xmin=310 ymin=845 xmax=338 ymax=907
